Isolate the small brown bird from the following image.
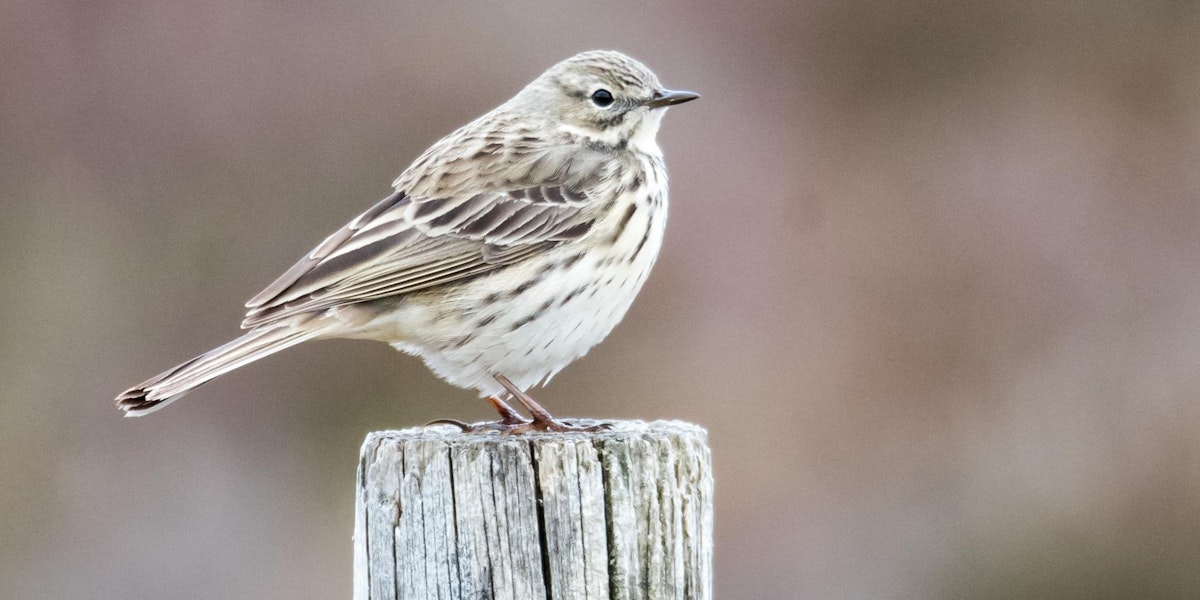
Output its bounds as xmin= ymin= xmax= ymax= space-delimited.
xmin=116 ymin=50 xmax=698 ymax=431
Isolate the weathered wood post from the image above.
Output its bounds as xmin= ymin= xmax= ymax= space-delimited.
xmin=353 ymin=420 xmax=713 ymax=600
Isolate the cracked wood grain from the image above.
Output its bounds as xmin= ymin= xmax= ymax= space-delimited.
xmin=353 ymin=420 xmax=712 ymax=600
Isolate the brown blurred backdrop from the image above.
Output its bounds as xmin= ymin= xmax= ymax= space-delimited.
xmin=4 ymin=1 xmax=1200 ymax=598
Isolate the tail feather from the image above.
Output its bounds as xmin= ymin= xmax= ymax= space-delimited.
xmin=116 ymin=325 xmax=323 ymax=416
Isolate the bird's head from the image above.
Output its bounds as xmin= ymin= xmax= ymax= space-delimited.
xmin=514 ymin=50 xmax=699 ymax=156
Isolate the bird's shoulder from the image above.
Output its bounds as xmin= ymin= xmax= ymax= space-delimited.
xmin=393 ymin=110 xmax=623 ymax=200
xmin=240 ymin=119 xmax=625 ymax=326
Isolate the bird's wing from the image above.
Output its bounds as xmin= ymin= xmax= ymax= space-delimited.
xmin=240 ymin=182 xmax=599 ymax=329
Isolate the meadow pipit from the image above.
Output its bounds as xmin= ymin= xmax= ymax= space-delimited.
xmin=117 ymin=50 xmax=699 ymax=431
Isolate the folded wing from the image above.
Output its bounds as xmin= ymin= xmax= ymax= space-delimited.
xmin=241 ymin=184 xmax=597 ymax=329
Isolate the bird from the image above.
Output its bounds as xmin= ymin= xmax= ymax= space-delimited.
xmin=116 ymin=50 xmax=699 ymax=432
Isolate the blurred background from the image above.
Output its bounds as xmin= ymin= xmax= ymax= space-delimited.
xmin=4 ymin=1 xmax=1200 ymax=598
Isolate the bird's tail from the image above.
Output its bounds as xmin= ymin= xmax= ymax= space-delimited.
xmin=116 ymin=324 xmax=324 ymax=417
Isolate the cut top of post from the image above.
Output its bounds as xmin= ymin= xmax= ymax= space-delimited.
xmin=362 ymin=418 xmax=705 ymax=444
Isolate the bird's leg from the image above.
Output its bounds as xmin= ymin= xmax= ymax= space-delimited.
xmin=485 ymin=395 xmax=528 ymax=425
xmin=426 ymin=395 xmax=530 ymax=432
xmin=427 ymin=377 xmax=611 ymax=434
xmin=492 ymin=374 xmax=612 ymax=434
xmin=494 ymin=374 xmax=555 ymax=423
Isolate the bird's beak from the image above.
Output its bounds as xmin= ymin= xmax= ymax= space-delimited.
xmin=646 ymin=88 xmax=700 ymax=109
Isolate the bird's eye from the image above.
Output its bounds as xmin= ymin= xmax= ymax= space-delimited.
xmin=590 ymin=89 xmax=615 ymax=108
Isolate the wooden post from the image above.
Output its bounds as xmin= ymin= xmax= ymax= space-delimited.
xmin=353 ymin=420 xmax=713 ymax=600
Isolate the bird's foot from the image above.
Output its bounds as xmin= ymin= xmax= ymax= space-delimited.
xmin=425 ymin=416 xmax=613 ymax=435
xmin=425 ymin=418 xmax=521 ymax=433
xmin=496 ymin=418 xmax=614 ymax=435
xmin=424 ymin=388 xmax=612 ymax=434
xmin=426 ymin=395 xmax=529 ymax=431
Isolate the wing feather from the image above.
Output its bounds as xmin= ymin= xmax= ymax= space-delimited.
xmin=240 ymin=181 xmax=598 ymax=329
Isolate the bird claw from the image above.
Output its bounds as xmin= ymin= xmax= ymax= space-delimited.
xmin=424 ymin=418 xmax=476 ymax=431
xmin=425 ymin=417 xmax=613 ymax=435
xmin=426 ymin=392 xmax=612 ymax=434
xmin=556 ymin=419 xmax=614 ymax=432
xmin=498 ymin=418 xmax=613 ymax=434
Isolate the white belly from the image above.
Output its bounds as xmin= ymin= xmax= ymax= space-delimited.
xmin=388 ymin=197 xmax=667 ymax=398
